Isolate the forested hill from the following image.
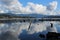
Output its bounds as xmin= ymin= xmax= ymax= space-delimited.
xmin=0 ymin=13 xmax=60 ymax=18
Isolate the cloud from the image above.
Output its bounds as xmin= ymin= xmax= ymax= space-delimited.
xmin=0 ymin=5 xmax=10 ymax=13
xmin=0 ymin=10 xmax=4 ymax=13
xmin=44 ymin=1 xmax=58 ymax=15
xmin=18 ymin=2 xmax=47 ymax=14
xmin=0 ymin=0 xmax=22 ymax=13
xmin=0 ymin=0 xmax=58 ymax=15
xmin=47 ymin=1 xmax=58 ymax=11
xmin=0 ymin=0 xmax=18 ymax=6
xmin=57 ymin=10 xmax=60 ymax=15
xmin=0 ymin=0 xmax=46 ymax=14
xmin=27 ymin=2 xmax=46 ymax=13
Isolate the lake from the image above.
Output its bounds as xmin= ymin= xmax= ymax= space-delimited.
xmin=0 ymin=21 xmax=60 ymax=40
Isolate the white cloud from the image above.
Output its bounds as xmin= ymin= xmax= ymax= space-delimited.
xmin=0 ymin=10 xmax=4 ymax=13
xmin=47 ymin=1 xmax=58 ymax=11
xmin=44 ymin=1 xmax=58 ymax=15
xmin=27 ymin=2 xmax=47 ymax=13
xmin=0 ymin=0 xmax=22 ymax=13
xmin=18 ymin=2 xmax=47 ymax=14
xmin=0 ymin=0 xmax=59 ymax=15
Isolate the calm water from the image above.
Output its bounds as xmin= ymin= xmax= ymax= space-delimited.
xmin=0 ymin=21 xmax=60 ymax=40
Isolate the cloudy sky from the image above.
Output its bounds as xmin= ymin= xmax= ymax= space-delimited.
xmin=0 ymin=0 xmax=60 ymax=15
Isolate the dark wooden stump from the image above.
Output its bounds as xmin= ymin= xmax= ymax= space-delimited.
xmin=46 ymin=32 xmax=60 ymax=40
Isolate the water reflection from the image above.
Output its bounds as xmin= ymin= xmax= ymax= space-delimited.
xmin=0 ymin=21 xmax=60 ymax=40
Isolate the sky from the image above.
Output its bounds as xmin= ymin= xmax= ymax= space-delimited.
xmin=19 ymin=0 xmax=60 ymax=10
xmin=0 ymin=0 xmax=60 ymax=15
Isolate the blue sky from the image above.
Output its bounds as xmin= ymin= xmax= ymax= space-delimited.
xmin=0 ymin=0 xmax=60 ymax=15
xmin=19 ymin=0 xmax=60 ymax=11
